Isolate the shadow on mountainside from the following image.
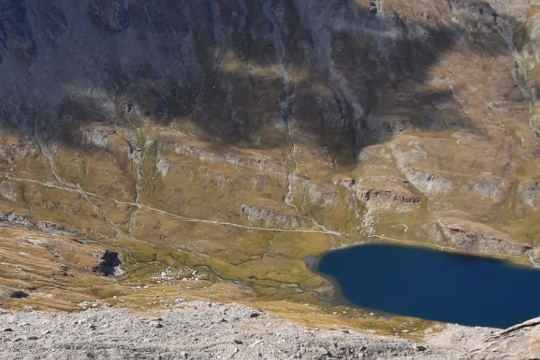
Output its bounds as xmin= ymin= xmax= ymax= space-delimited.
xmin=0 ymin=0 xmax=520 ymax=168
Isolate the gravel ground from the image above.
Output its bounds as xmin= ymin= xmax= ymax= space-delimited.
xmin=0 ymin=301 xmax=458 ymax=360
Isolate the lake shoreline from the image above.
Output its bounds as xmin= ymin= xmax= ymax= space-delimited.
xmin=309 ymin=243 xmax=540 ymax=328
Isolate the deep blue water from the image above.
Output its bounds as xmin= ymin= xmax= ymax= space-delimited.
xmin=316 ymin=244 xmax=540 ymax=328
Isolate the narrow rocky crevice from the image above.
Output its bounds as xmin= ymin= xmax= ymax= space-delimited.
xmin=262 ymin=0 xmax=301 ymax=215
xmin=348 ymin=181 xmax=361 ymax=221
xmin=188 ymin=73 xmax=206 ymax=121
xmin=33 ymin=115 xmax=67 ymax=188
xmin=283 ymin=101 xmax=297 ymax=209
xmin=279 ymin=97 xmax=342 ymax=236
xmin=494 ymin=11 xmax=540 ymax=139
xmin=300 ymin=178 xmax=309 ymax=212
xmin=126 ymin=140 xmax=142 ymax=236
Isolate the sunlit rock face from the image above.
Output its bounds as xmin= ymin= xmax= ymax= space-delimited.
xmin=0 ymin=0 xmax=540 ymax=299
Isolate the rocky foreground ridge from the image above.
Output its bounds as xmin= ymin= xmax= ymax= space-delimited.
xmin=0 ymin=301 xmax=538 ymax=360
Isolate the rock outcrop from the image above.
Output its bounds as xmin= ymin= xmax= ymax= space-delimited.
xmin=519 ymin=180 xmax=540 ymax=208
xmin=437 ymin=218 xmax=532 ymax=256
xmin=466 ymin=317 xmax=540 ymax=359
xmin=357 ymin=177 xmax=420 ymax=206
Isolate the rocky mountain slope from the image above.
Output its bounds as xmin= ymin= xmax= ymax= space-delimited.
xmin=0 ymin=302 xmax=538 ymax=359
xmin=0 ymin=302 xmax=494 ymax=360
xmin=0 ymin=303 xmax=453 ymax=359
xmin=1 ymin=0 xmax=540 ymax=342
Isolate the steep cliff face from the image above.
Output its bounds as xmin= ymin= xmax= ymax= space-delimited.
xmin=0 ymin=0 xmax=540 ymax=307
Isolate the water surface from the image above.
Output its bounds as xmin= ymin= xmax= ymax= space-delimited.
xmin=316 ymin=244 xmax=540 ymax=328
